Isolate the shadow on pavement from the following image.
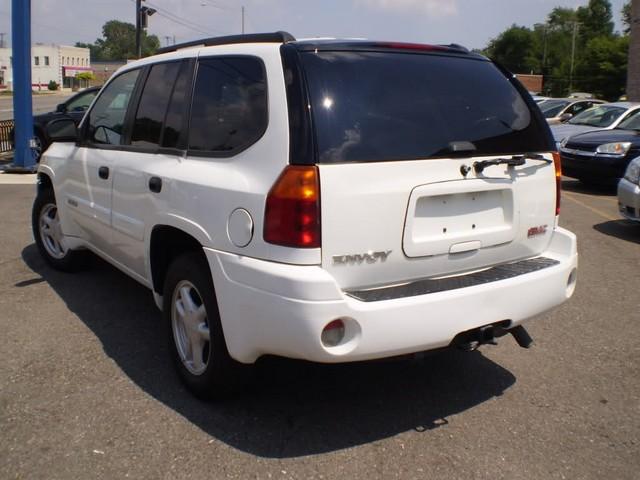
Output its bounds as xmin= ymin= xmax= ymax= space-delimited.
xmin=561 ymin=178 xmax=617 ymax=196
xmin=593 ymin=220 xmax=640 ymax=244
xmin=22 ymin=243 xmax=516 ymax=458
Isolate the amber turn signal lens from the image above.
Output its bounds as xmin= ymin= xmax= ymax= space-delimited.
xmin=264 ymin=166 xmax=321 ymax=248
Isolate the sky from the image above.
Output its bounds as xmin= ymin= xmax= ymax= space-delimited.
xmin=0 ymin=0 xmax=629 ymax=52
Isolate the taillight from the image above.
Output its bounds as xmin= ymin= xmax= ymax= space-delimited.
xmin=264 ymin=165 xmax=320 ymax=248
xmin=553 ymin=152 xmax=562 ymax=216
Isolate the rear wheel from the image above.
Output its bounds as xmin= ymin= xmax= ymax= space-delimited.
xmin=32 ymin=188 xmax=86 ymax=271
xmin=163 ymin=252 xmax=249 ymax=399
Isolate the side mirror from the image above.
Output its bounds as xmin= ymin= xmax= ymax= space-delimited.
xmin=45 ymin=118 xmax=78 ymax=143
xmin=559 ymin=113 xmax=573 ymax=122
xmin=55 ymin=103 xmax=67 ymax=113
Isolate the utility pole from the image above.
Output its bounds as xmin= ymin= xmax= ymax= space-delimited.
xmin=135 ymin=0 xmax=156 ymax=59
xmin=135 ymin=0 xmax=142 ymax=58
xmin=542 ymin=26 xmax=548 ymax=71
xmin=242 ymin=6 xmax=245 ymax=34
xmin=164 ymin=35 xmax=171 ymax=47
xmin=0 ymin=33 xmax=5 ymax=49
xmin=569 ymin=22 xmax=579 ymax=94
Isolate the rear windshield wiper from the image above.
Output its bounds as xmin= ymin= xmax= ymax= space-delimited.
xmin=473 ymin=153 xmax=551 ymax=174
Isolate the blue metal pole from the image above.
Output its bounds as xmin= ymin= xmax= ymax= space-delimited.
xmin=11 ymin=0 xmax=34 ymax=168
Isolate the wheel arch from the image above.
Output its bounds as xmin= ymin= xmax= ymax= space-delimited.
xmin=149 ymin=225 xmax=209 ymax=295
xmin=36 ymin=171 xmax=54 ymax=195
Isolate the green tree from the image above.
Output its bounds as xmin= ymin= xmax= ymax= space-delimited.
xmin=577 ymin=0 xmax=614 ymax=41
xmin=75 ymin=71 xmax=96 ymax=81
xmin=483 ymin=0 xmax=627 ymax=98
xmin=75 ymin=42 xmax=104 ymax=61
xmin=75 ymin=20 xmax=160 ymax=61
xmin=547 ymin=7 xmax=577 ymax=29
xmin=622 ymin=1 xmax=632 ymax=34
xmin=486 ymin=25 xmax=538 ymax=74
xmin=575 ymin=35 xmax=629 ymax=100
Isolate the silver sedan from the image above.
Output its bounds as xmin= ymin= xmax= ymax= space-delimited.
xmin=551 ymin=102 xmax=640 ymax=148
xmin=618 ymin=156 xmax=640 ymax=222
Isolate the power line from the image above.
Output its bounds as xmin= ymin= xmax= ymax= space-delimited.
xmin=143 ymin=0 xmax=228 ymax=35
xmin=153 ymin=10 xmax=215 ymax=36
xmin=199 ymin=1 xmax=233 ymax=11
xmin=127 ymin=0 xmax=225 ymax=36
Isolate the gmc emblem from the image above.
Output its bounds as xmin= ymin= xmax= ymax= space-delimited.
xmin=527 ymin=225 xmax=548 ymax=238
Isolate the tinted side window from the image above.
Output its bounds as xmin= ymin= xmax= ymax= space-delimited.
xmin=87 ymin=69 xmax=140 ymax=145
xmin=130 ymin=62 xmax=181 ymax=147
xmin=162 ymin=61 xmax=192 ymax=149
xmin=188 ymin=57 xmax=267 ymax=154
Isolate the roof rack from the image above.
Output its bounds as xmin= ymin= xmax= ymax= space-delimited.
xmin=157 ymin=31 xmax=296 ymax=55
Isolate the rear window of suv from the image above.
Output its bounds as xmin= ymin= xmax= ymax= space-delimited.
xmin=300 ymin=51 xmax=550 ymax=163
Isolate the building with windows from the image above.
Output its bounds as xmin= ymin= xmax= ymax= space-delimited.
xmin=0 ymin=44 xmax=91 ymax=91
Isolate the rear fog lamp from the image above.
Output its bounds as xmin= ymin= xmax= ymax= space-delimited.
xmin=321 ymin=319 xmax=346 ymax=347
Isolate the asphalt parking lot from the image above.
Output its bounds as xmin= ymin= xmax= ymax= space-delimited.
xmin=1 ymin=177 xmax=638 ymax=479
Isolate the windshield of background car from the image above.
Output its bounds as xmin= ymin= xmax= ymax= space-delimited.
xmin=540 ymin=100 xmax=570 ymax=118
xmin=567 ymin=105 xmax=626 ymax=127
xmin=616 ymin=110 xmax=640 ymax=131
xmin=66 ymin=90 xmax=98 ymax=112
xmin=300 ymin=51 xmax=549 ymax=163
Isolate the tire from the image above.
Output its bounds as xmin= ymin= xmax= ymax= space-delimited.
xmin=10 ymin=129 xmax=46 ymax=163
xmin=32 ymin=188 xmax=87 ymax=271
xmin=33 ymin=131 xmax=47 ymax=163
xmin=163 ymin=252 xmax=250 ymax=399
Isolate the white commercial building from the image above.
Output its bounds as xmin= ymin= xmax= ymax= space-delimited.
xmin=0 ymin=44 xmax=91 ymax=91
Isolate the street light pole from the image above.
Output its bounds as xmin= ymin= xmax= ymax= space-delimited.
xmin=11 ymin=0 xmax=35 ymax=169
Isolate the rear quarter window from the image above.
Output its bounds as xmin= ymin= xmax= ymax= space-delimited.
xmin=300 ymin=51 xmax=550 ymax=163
xmin=188 ymin=56 xmax=267 ymax=155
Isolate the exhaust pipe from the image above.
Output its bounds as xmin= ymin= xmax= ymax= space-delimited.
xmin=451 ymin=322 xmax=534 ymax=351
xmin=509 ymin=325 xmax=534 ymax=348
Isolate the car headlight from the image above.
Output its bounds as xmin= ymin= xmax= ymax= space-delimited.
xmin=560 ymin=137 xmax=569 ymax=149
xmin=596 ymin=142 xmax=631 ymax=155
xmin=624 ymin=157 xmax=640 ymax=184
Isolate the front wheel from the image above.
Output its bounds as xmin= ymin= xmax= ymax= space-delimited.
xmin=32 ymin=188 xmax=86 ymax=271
xmin=163 ymin=252 xmax=250 ymax=399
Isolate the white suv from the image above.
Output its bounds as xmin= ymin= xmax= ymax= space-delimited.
xmin=33 ymin=32 xmax=578 ymax=398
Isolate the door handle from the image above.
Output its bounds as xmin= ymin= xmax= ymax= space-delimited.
xmin=98 ymin=166 xmax=109 ymax=179
xmin=149 ymin=176 xmax=162 ymax=193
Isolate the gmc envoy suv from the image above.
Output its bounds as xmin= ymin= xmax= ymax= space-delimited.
xmin=33 ymin=32 xmax=578 ymax=398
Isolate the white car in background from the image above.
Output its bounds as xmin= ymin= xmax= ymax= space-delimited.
xmin=539 ymin=98 xmax=605 ymax=125
xmin=551 ymin=103 xmax=640 ymax=148
xmin=618 ymin=156 xmax=640 ymax=222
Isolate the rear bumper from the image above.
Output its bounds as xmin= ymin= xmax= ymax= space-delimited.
xmin=205 ymin=228 xmax=578 ymax=364
xmin=617 ymin=178 xmax=640 ymax=222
